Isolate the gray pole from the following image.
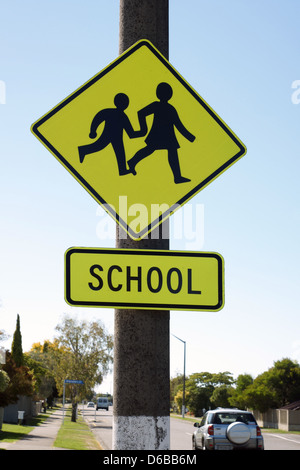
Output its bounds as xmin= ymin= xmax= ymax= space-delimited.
xmin=172 ymin=335 xmax=186 ymax=418
xmin=62 ymin=380 xmax=65 ymax=424
xmin=113 ymin=0 xmax=170 ymax=450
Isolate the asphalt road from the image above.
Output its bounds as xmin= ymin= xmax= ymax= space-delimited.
xmin=82 ymin=406 xmax=300 ymax=451
xmin=82 ymin=405 xmax=113 ymax=450
xmin=263 ymin=432 xmax=300 ymax=450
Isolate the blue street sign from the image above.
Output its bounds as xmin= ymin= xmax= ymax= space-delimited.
xmin=64 ymin=379 xmax=84 ymax=384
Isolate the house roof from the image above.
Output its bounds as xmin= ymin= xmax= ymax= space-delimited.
xmin=280 ymin=400 xmax=300 ymax=411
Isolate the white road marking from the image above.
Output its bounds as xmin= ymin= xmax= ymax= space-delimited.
xmin=268 ymin=433 xmax=300 ymax=445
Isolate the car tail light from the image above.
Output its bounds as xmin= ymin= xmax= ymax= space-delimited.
xmin=207 ymin=425 xmax=214 ymax=436
xmin=256 ymin=426 xmax=261 ymax=436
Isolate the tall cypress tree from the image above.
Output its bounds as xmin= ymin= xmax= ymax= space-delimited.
xmin=11 ymin=314 xmax=23 ymax=367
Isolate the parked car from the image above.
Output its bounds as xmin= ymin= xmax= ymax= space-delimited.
xmin=87 ymin=402 xmax=95 ymax=408
xmin=192 ymin=408 xmax=264 ymax=451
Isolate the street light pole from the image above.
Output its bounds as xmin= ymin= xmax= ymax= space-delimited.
xmin=172 ymin=334 xmax=186 ymax=418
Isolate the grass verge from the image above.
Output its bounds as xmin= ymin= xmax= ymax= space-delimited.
xmin=1 ymin=405 xmax=101 ymax=450
xmin=0 ymin=409 xmax=54 ymax=445
xmin=0 ymin=423 xmax=34 ymax=444
xmin=54 ymin=408 xmax=101 ymax=450
xmin=170 ymin=413 xmax=201 ymax=423
xmin=261 ymin=428 xmax=300 ymax=434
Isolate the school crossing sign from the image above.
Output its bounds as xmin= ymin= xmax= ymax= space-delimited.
xmin=31 ymin=40 xmax=246 ymax=240
xmin=65 ymin=248 xmax=224 ymax=312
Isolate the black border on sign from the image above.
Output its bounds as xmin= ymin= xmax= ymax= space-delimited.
xmin=65 ymin=248 xmax=224 ymax=311
xmin=31 ymin=40 xmax=246 ymax=240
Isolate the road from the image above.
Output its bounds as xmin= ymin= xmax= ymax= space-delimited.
xmin=263 ymin=432 xmax=300 ymax=450
xmin=82 ymin=406 xmax=300 ymax=451
xmin=82 ymin=405 xmax=113 ymax=450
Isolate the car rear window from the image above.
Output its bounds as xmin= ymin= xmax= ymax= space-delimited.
xmin=210 ymin=412 xmax=257 ymax=425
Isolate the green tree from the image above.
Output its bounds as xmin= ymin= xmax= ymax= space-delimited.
xmin=242 ymin=373 xmax=277 ymax=413
xmin=54 ymin=316 xmax=113 ymax=422
xmin=0 ymin=369 xmax=9 ymax=392
xmin=0 ymin=369 xmax=9 ymax=430
xmin=24 ymin=353 xmax=57 ymax=404
xmin=237 ymin=359 xmax=300 ymax=412
xmin=170 ymin=374 xmax=184 ymax=412
xmin=184 ymin=371 xmax=234 ymax=416
xmin=26 ymin=340 xmax=62 ymax=405
xmin=11 ymin=314 xmax=23 ymax=367
xmin=0 ymin=352 xmax=35 ymax=407
xmin=211 ymin=384 xmax=234 ymax=408
xmin=229 ymin=373 xmax=254 ymax=409
xmin=267 ymin=358 xmax=300 ymax=406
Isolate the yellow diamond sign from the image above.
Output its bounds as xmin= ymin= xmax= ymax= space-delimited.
xmin=31 ymin=40 xmax=246 ymax=239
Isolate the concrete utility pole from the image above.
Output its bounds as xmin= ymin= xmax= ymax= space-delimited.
xmin=113 ymin=0 xmax=170 ymax=450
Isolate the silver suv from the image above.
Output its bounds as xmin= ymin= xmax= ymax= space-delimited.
xmin=192 ymin=408 xmax=264 ymax=451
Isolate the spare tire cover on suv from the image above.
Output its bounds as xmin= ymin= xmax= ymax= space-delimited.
xmin=226 ymin=422 xmax=251 ymax=445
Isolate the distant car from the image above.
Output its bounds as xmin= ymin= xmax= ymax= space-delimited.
xmin=87 ymin=402 xmax=95 ymax=408
xmin=192 ymin=408 xmax=264 ymax=451
xmin=96 ymin=397 xmax=109 ymax=411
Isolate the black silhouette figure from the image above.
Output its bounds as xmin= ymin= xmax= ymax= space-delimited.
xmin=78 ymin=93 xmax=143 ymax=175
xmin=127 ymin=82 xmax=195 ymax=183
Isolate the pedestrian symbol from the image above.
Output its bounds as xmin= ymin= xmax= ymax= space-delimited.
xmin=78 ymin=83 xmax=195 ymax=183
xmin=31 ymin=40 xmax=246 ymax=239
xmin=78 ymin=92 xmax=144 ymax=175
xmin=127 ymin=82 xmax=195 ymax=183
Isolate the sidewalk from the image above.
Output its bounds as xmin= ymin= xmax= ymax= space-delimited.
xmin=0 ymin=407 xmax=67 ymax=450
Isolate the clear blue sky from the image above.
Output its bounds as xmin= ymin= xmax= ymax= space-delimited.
xmin=1 ymin=0 xmax=299 ymax=393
